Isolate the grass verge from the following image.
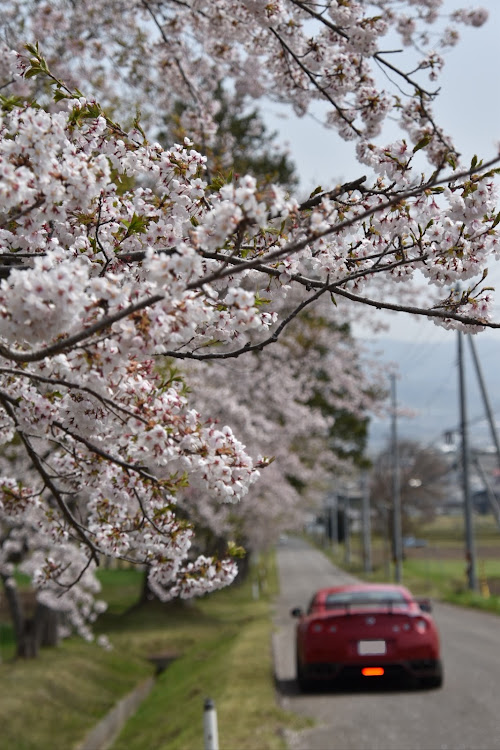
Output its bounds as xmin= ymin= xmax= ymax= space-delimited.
xmin=0 ymin=635 xmax=151 ymax=750
xmin=0 ymin=554 xmax=305 ymax=750
xmin=109 ymin=553 xmax=307 ymax=750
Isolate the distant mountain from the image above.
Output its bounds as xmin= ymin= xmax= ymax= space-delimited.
xmin=363 ymin=335 xmax=500 ymax=456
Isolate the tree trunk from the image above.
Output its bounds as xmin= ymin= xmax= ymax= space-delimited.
xmin=233 ymin=551 xmax=250 ymax=584
xmin=1 ymin=575 xmax=37 ymax=658
xmin=1 ymin=575 xmax=60 ymax=658
xmin=18 ymin=617 xmax=40 ymax=659
xmin=139 ymin=565 xmax=155 ymax=604
xmin=35 ymin=602 xmax=60 ymax=648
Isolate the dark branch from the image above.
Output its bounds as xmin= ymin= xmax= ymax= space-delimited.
xmin=0 ymin=392 xmax=100 ymax=561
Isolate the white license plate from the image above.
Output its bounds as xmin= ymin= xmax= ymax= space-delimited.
xmin=358 ymin=640 xmax=386 ymax=655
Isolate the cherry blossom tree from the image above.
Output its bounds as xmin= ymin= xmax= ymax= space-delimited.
xmin=179 ymin=298 xmax=384 ymax=562
xmin=1 ymin=1 xmax=499 ymax=652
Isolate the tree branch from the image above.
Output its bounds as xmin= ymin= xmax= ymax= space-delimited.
xmin=0 ymin=293 xmax=164 ymax=363
xmin=52 ymin=421 xmax=160 ymax=483
xmin=0 ymin=392 xmax=100 ymax=562
xmin=270 ymin=27 xmax=362 ymax=136
xmin=0 ymin=367 xmax=148 ymax=426
xmin=188 ymin=154 xmax=500 ymax=290
xmin=330 ymin=287 xmax=498 ymax=327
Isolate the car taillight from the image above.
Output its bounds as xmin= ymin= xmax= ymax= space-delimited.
xmin=415 ymin=619 xmax=428 ymax=634
xmin=362 ymin=667 xmax=385 ymax=677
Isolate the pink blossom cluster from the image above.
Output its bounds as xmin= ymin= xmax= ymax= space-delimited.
xmin=0 ymin=1 xmax=488 ymax=145
xmin=180 ymin=294 xmax=386 ymax=553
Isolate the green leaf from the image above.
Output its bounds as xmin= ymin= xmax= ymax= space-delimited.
xmin=86 ymin=102 xmax=102 ymax=119
xmin=201 ymin=338 xmax=224 ymax=347
xmin=132 ymin=109 xmax=147 ymax=144
xmin=470 ymin=154 xmax=483 ymax=171
xmin=308 ymin=185 xmax=323 ymax=199
xmin=24 ymin=66 xmax=44 ymax=79
xmin=447 ymin=153 xmax=457 ymax=170
xmin=413 ymin=134 xmax=432 ymax=153
xmin=121 ymin=213 xmax=149 ymax=236
xmin=0 ymin=94 xmax=27 ymax=112
xmin=24 ymin=42 xmax=40 ymax=56
xmin=46 ymin=391 xmax=63 ymax=402
xmin=53 ymin=89 xmax=70 ymax=103
xmin=227 ymin=541 xmax=246 ymax=559
xmin=254 ymin=292 xmax=271 ymax=308
xmin=491 ymin=211 xmax=500 ymax=229
xmin=207 ymin=169 xmax=234 ymax=191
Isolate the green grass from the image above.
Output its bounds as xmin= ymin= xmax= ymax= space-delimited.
xmin=309 ymin=514 xmax=500 ymax=615
xmin=110 ymin=554 xmax=307 ymax=750
xmin=96 ymin=566 xmax=146 ymax=614
xmin=0 ymin=637 xmax=151 ymax=750
xmin=418 ymin=514 xmax=500 ymax=541
xmin=0 ymin=554 xmax=306 ymax=750
xmin=0 ymin=622 xmax=16 ymax=657
xmin=0 ymin=569 xmax=151 ymax=749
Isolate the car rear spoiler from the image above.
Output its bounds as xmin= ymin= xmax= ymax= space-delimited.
xmin=327 ymin=599 xmax=402 ymax=614
xmin=339 ymin=599 xmax=432 ymax=613
xmin=292 ymin=599 xmax=433 ymax=617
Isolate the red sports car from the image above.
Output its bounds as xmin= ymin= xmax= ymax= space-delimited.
xmin=292 ymin=583 xmax=443 ymax=690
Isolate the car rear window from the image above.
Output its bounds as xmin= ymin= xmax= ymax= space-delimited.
xmin=325 ymin=590 xmax=409 ymax=609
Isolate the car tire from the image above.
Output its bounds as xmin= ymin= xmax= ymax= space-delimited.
xmin=296 ymin=653 xmax=313 ymax=692
xmin=420 ymin=661 xmax=444 ymax=690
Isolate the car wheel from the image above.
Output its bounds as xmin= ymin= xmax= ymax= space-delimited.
xmin=296 ymin=653 xmax=313 ymax=692
xmin=420 ymin=662 xmax=444 ymax=690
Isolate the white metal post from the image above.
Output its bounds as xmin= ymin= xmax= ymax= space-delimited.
xmin=203 ymin=698 xmax=219 ymax=750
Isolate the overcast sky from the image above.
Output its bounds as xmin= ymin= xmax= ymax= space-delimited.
xmin=265 ymin=1 xmax=500 ymax=198
xmin=262 ymin=1 xmax=500 ymax=449
xmin=263 ymin=0 xmax=500 ymax=344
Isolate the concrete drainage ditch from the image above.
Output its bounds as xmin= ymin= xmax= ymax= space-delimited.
xmin=74 ymin=652 xmax=178 ymax=750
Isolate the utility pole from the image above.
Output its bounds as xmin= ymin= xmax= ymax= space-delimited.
xmin=343 ymin=491 xmax=351 ymax=566
xmin=361 ymin=471 xmax=372 ymax=574
xmin=468 ymin=335 xmax=500 ymax=463
xmin=458 ymin=331 xmax=478 ymax=591
xmin=382 ymin=505 xmax=391 ymax=580
xmin=326 ymin=493 xmax=338 ymax=550
xmin=390 ymin=374 xmax=403 ymax=583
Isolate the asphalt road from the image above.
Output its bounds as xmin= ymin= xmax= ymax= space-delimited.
xmin=272 ymin=537 xmax=500 ymax=750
